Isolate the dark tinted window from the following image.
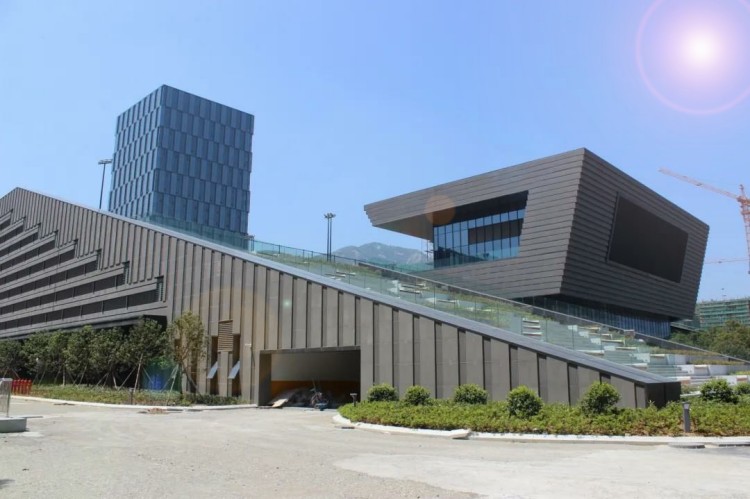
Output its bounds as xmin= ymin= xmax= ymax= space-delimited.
xmin=608 ymin=197 xmax=688 ymax=282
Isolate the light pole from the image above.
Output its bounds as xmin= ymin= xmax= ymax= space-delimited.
xmin=97 ymin=159 xmax=113 ymax=210
xmin=324 ymin=212 xmax=336 ymax=261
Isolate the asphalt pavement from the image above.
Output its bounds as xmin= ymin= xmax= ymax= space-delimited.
xmin=2 ymin=399 xmax=749 ymax=498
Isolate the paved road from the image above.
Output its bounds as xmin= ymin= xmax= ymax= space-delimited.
xmin=2 ymin=399 xmax=749 ymax=498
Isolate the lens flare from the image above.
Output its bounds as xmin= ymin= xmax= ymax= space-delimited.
xmin=636 ymin=0 xmax=750 ymax=114
xmin=682 ymin=32 xmax=720 ymax=69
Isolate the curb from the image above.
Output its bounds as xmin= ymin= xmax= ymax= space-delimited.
xmin=332 ymin=414 xmax=750 ymax=446
xmin=332 ymin=414 xmax=471 ymax=439
xmin=11 ymin=395 xmax=257 ymax=412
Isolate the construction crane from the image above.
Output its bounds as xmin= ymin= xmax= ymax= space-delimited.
xmin=704 ymin=257 xmax=749 ymax=265
xmin=659 ymin=168 xmax=750 ymax=275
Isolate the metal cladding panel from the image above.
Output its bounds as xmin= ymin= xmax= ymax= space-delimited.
xmin=416 ymin=317 xmax=437 ymax=394
xmin=517 ymin=348 xmax=539 ymax=392
xmin=365 ymin=149 xmax=587 ymax=299
xmin=610 ymin=376 xmax=637 ymax=409
xmin=230 ymin=258 xmax=243 ymax=324
xmin=437 ymin=324 xmax=460 ymax=398
xmin=395 ymin=310 xmax=414 ymax=394
xmin=341 ymin=294 xmax=356 ymax=347
xmin=293 ymin=278 xmax=307 ymax=348
xmin=209 ymin=252 xmax=222 ymax=335
xmin=488 ymin=340 xmax=511 ymax=400
xmin=545 ymin=357 xmax=570 ymax=404
xmin=240 ymin=264 xmax=254 ymax=399
xmin=252 ymin=266 xmax=266 ymax=351
xmin=562 ymin=151 xmax=708 ymax=319
xmin=464 ymin=332 xmax=484 ymax=386
xmin=0 ymin=188 xmax=683 ymax=407
xmin=199 ymin=249 xmax=211 ymax=333
xmin=279 ymin=274 xmax=293 ymax=349
xmin=265 ymin=269 xmax=279 ymax=350
xmin=221 ymin=254 xmax=233 ymax=319
xmin=307 ymin=282 xmax=322 ymax=348
xmin=375 ymin=304 xmax=394 ymax=385
xmin=358 ymin=298 xmax=375 ymax=393
xmin=324 ymin=287 xmax=338 ymax=347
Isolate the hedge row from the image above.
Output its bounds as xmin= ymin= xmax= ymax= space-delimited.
xmin=341 ymin=382 xmax=750 ymax=436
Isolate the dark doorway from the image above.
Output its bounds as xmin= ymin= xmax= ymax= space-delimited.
xmin=259 ymin=348 xmax=360 ymax=407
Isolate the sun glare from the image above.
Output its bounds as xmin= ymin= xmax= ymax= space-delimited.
xmin=636 ymin=0 xmax=750 ymax=114
xmin=683 ymin=32 xmax=720 ymax=68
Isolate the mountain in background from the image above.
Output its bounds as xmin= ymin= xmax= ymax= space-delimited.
xmin=334 ymin=242 xmax=429 ymax=265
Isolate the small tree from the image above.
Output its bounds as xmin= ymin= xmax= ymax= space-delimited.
xmin=366 ymin=383 xmax=399 ymax=402
xmin=579 ymin=382 xmax=620 ymax=416
xmin=403 ymin=385 xmax=431 ymax=406
xmin=0 ymin=340 xmax=23 ymax=378
xmin=167 ymin=311 xmax=207 ymax=393
xmin=700 ymin=378 xmax=739 ymax=404
xmin=710 ymin=321 xmax=750 ymax=361
xmin=735 ymin=383 xmax=750 ymax=396
xmin=89 ymin=327 xmax=125 ymax=387
xmin=21 ymin=332 xmax=51 ymax=380
xmin=122 ymin=318 xmax=170 ymax=390
xmin=453 ymin=384 xmax=489 ymax=405
xmin=64 ymin=327 xmax=92 ymax=384
xmin=506 ymin=386 xmax=543 ymax=419
xmin=47 ymin=331 xmax=70 ymax=384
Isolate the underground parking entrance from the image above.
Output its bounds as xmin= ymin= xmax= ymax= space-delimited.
xmin=258 ymin=347 xmax=360 ymax=408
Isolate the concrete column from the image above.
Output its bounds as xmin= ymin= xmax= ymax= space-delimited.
xmin=218 ymin=351 xmax=230 ymax=397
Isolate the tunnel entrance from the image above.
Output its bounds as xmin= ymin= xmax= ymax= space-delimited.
xmin=259 ymin=348 xmax=360 ymax=408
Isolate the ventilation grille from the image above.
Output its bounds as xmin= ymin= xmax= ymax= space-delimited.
xmin=218 ymin=320 xmax=234 ymax=352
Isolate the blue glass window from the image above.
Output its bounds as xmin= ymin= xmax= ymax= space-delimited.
xmin=433 ymin=200 xmax=526 ymax=267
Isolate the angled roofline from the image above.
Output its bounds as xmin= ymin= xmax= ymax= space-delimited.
xmin=1 ymin=186 xmax=671 ymax=385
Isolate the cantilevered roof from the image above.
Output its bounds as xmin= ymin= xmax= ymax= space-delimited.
xmin=364 ymin=148 xmax=586 ymax=239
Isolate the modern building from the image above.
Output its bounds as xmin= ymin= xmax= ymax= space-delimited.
xmin=696 ymin=298 xmax=750 ymax=329
xmin=0 ymin=187 xmax=680 ymax=408
xmin=365 ymin=149 xmax=709 ymax=338
xmin=109 ymin=85 xmax=254 ymax=247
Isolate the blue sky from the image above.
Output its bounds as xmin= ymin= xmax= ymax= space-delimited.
xmin=0 ymin=0 xmax=748 ymax=300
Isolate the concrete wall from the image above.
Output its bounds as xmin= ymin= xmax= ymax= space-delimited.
xmin=0 ymin=188 xmax=680 ymax=408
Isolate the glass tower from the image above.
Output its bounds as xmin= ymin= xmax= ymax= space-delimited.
xmin=108 ymin=85 xmax=254 ymax=247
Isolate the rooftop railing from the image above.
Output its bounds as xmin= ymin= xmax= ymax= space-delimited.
xmin=156 ymin=224 xmax=750 ymax=378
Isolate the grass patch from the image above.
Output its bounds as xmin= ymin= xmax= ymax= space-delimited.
xmin=339 ymin=398 xmax=750 ymax=437
xmin=28 ymin=384 xmax=241 ymax=406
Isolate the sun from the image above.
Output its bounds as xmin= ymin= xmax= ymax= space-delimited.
xmin=636 ymin=0 xmax=750 ymax=114
xmin=682 ymin=31 xmax=721 ymax=69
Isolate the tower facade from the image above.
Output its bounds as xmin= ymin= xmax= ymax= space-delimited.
xmin=109 ymin=85 xmax=254 ymax=246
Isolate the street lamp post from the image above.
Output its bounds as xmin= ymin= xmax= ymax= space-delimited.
xmin=97 ymin=159 xmax=113 ymax=210
xmin=324 ymin=212 xmax=336 ymax=261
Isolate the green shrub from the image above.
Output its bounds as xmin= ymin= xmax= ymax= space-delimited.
xmin=700 ymin=378 xmax=739 ymax=404
xmin=506 ymin=386 xmax=542 ymax=419
xmin=403 ymin=385 xmax=431 ymax=406
xmin=580 ymin=382 xmax=621 ymax=416
xmin=453 ymin=384 xmax=488 ymax=405
xmin=735 ymin=383 xmax=750 ymax=396
xmin=337 ymin=398 xmax=750 ymax=437
xmin=366 ymin=383 xmax=399 ymax=402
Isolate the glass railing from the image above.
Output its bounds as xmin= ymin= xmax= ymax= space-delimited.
xmin=152 ymin=223 xmax=750 ymax=379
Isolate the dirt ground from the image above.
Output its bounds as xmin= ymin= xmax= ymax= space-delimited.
xmin=2 ymin=399 xmax=750 ymax=498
